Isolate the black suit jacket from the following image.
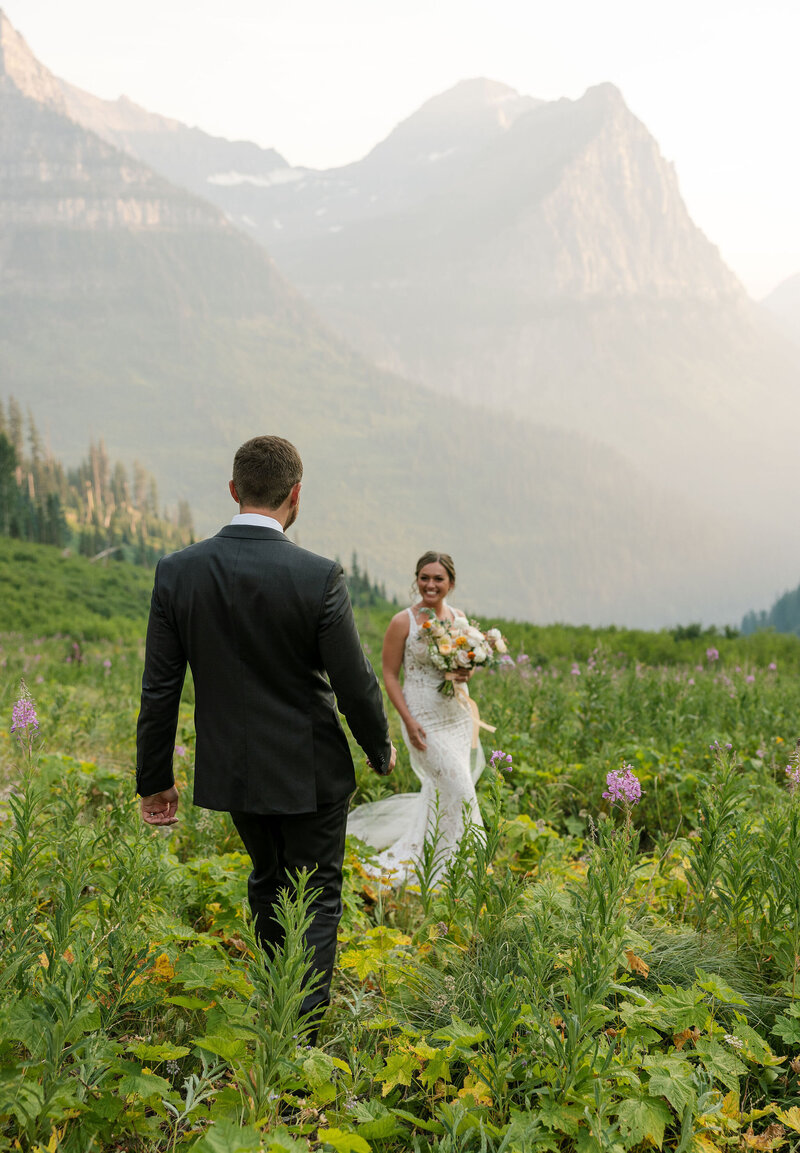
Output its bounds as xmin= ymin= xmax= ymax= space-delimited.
xmin=136 ymin=525 xmax=392 ymax=814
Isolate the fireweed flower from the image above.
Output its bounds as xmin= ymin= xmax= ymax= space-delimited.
xmin=11 ymin=682 xmax=38 ymax=738
xmin=786 ymin=765 xmax=800 ymax=792
xmin=602 ymin=765 xmax=642 ymax=807
xmin=706 ymin=647 xmax=720 ymax=662
xmin=489 ymin=749 xmax=513 ymax=772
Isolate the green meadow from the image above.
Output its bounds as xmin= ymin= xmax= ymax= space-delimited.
xmin=1 ymin=537 xmax=800 ymax=1152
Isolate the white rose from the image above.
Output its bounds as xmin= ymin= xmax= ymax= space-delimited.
xmin=455 ymin=649 xmax=472 ymax=667
xmin=464 ymin=626 xmax=485 ymax=645
xmin=486 ymin=628 xmax=502 ymax=641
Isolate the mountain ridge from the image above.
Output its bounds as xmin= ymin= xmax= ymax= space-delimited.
xmin=0 ymin=11 xmax=793 ymax=626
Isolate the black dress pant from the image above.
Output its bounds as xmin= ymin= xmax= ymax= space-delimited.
xmin=229 ymin=793 xmax=351 ymax=1028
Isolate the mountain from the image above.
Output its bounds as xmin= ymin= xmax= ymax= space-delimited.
xmin=761 ymin=272 xmax=800 ymax=346
xmin=0 ymin=12 xmax=785 ymax=626
xmin=58 ymin=78 xmax=290 ymax=204
xmin=76 ymin=74 xmax=800 ymax=529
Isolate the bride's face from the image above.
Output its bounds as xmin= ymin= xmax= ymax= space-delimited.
xmin=417 ymin=562 xmax=451 ymax=608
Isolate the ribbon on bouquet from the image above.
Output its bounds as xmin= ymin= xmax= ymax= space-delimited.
xmin=443 ymin=672 xmax=497 ymax=749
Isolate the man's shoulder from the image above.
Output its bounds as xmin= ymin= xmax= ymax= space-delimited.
xmin=157 ymin=533 xmax=339 ymax=577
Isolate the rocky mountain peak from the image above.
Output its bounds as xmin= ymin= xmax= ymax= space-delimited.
xmin=0 ymin=11 xmax=66 ymax=109
xmin=362 ymin=76 xmax=541 ymax=168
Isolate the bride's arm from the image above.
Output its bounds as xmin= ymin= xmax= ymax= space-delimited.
xmin=382 ymin=613 xmax=427 ymax=751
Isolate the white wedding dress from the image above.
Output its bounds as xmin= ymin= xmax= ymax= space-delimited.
xmin=347 ymin=606 xmax=484 ymax=885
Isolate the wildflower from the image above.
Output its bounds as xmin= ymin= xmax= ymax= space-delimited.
xmin=602 ymin=765 xmax=642 ymax=807
xmin=786 ymin=765 xmax=800 ymax=792
xmin=489 ymin=749 xmax=513 ymax=772
xmin=570 ymin=663 xmax=581 ymax=676
xmin=11 ymin=682 xmax=38 ymax=738
xmin=723 ymin=1034 xmax=743 ymax=1049
xmin=706 ymin=647 xmax=719 ymax=662
xmin=745 ymin=674 xmax=755 ymax=684
xmin=768 ymin=661 xmax=777 ymax=671
xmin=688 ymin=678 xmax=695 ymax=686
xmin=174 ymin=744 xmax=187 ymax=757
xmin=102 ymin=658 xmax=112 ymax=669
xmin=516 ymin=653 xmax=530 ymax=664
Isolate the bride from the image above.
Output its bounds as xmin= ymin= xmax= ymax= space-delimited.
xmin=348 ymin=551 xmax=484 ymax=884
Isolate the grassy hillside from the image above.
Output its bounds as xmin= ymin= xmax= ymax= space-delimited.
xmin=0 ymin=536 xmax=154 ymax=639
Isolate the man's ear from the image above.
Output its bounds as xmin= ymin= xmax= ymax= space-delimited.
xmin=289 ymin=481 xmax=302 ymax=506
xmin=229 ymin=479 xmax=240 ymax=505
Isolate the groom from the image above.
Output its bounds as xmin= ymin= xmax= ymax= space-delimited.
xmin=136 ymin=435 xmax=395 ymax=1034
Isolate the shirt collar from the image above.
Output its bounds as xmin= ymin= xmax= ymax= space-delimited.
xmin=230 ymin=512 xmax=285 ymax=533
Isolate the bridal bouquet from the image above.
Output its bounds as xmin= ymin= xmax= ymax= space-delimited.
xmin=421 ymin=614 xmax=508 ymax=695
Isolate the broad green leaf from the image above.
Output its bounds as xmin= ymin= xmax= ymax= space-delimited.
xmin=616 ymin=1095 xmax=672 ymax=1149
xmin=432 ymin=1015 xmax=488 ymax=1048
xmin=264 ymin=1127 xmax=310 ymax=1153
xmin=191 ymin=1119 xmax=263 ymax=1152
xmin=318 ymin=1127 xmax=371 ymax=1153
xmin=694 ymin=968 xmax=748 ymax=1007
xmin=642 ymin=1056 xmax=697 ymax=1114
xmin=356 ymin=1115 xmax=405 ymax=1139
xmin=130 ymin=1042 xmax=190 ymax=1061
xmin=375 ymin=1049 xmax=417 ymax=1095
xmin=535 ymin=1098 xmax=583 ymax=1137
xmin=194 ymin=1031 xmax=247 ymax=1062
xmin=771 ymin=1013 xmax=800 ymax=1045
xmin=116 ymin=1060 xmax=172 ymax=1099
xmin=694 ymin=1038 xmax=748 ymax=1092
xmin=391 ymin=1107 xmax=445 ymax=1134
xmin=166 ymin=994 xmax=215 ymax=1010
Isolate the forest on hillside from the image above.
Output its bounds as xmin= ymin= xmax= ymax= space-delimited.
xmin=0 ymin=396 xmax=193 ymax=565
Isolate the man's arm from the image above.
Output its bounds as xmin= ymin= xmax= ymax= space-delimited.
xmin=136 ymin=563 xmax=188 ymax=807
xmin=318 ymin=564 xmax=394 ymax=774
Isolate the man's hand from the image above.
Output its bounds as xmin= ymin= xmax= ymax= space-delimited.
xmin=140 ymin=785 xmax=179 ymax=826
xmin=368 ymin=743 xmax=397 ymax=775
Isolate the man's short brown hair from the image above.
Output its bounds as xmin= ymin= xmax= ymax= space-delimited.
xmin=232 ymin=436 xmax=303 ymax=509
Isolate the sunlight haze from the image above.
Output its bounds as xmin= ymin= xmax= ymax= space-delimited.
xmin=2 ymin=0 xmax=798 ymax=298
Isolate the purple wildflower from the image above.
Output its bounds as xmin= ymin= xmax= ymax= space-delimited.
xmin=102 ymin=658 xmax=112 ymax=669
xmin=602 ymin=765 xmax=642 ymax=807
xmin=570 ymin=663 xmax=581 ymax=676
xmin=786 ymin=765 xmax=800 ymax=792
xmin=489 ymin=749 xmax=513 ymax=772
xmin=11 ymin=685 xmax=38 ymax=735
xmin=769 ymin=662 xmax=777 ymax=672
xmin=174 ymin=745 xmax=187 ymax=758
xmin=706 ymin=647 xmax=719 ymax=662
xmin=516 ymin=654 xmax=530 ymax=665
xmin=745 ymin=674 xmax=755 ymax=684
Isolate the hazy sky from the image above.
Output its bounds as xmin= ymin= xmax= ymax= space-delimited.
xmin=4 ymin=0 xmax=798 ymax=297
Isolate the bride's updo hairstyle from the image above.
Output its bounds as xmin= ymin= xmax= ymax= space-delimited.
xmin=415 ymin=551 xmax=456 ymax=588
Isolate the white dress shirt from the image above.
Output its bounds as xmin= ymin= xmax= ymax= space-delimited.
xmin=230 ymin=513 xmax=284 ymax=533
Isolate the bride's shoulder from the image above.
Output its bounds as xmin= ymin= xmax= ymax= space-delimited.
xmin=449 ymin=606 xmax=467 ymax=622
xmin=386 ymin=608 xmax=412 ymax=637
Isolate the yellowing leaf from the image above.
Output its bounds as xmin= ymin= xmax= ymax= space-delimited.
xmin=625 ymin=949 xmax=650 ymax=978
xmin=457 ymin=1075 xmax=492 ymax=1107
xmin=151 ymin=953 xmax=175 ymax=981
xmin=38 ymin=952 xmax=49 ymax=969
xmin=775 ymin=1107 xmax=800 ymax=1133
xmin=673 ymin=1027 xmax=700 ymax=1050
